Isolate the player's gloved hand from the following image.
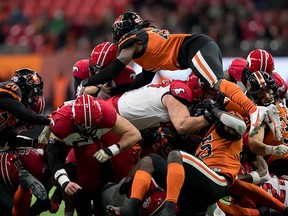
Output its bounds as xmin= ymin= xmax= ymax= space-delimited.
xmin=265 ymin=144 xmax=288 ymax=156
xmin=213 ymin=92 xmax=227 ymax=110
xmin=94 ymin=144 xmax=120 ymax=162
xmin=202 ymin=99 xmax=221 ymax=117
xmin=203 ymin=110 xmax=218 ymax=124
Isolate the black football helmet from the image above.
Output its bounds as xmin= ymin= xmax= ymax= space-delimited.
xmin=112 ymin=12 xmax=151 ymax=43
xmin=12 ymin=68 xmax=44 ymax=105
xmin=246 ymin=71 xmax=278 ymax=105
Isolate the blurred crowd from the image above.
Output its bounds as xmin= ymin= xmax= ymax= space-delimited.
xmin=0 ymin=0 xmax=288 ymax=57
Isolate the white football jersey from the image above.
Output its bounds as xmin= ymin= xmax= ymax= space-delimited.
xmin=117 ymin=84 xmax=171 ymax=130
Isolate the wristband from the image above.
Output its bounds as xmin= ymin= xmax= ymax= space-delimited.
xmin=264 ymin=145 xmax=275 ymax=155
xmin=54 ymin=169 xmax=70 ymax=187
xmin=249 ymin=171 xmax=260 ymax=185
xmin=210 ymin=107 xmax=221 ymax=117
xmin=108 ymin=144 xmax=121 ymax=156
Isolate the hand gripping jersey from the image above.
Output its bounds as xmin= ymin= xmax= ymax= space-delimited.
xmin=50 ymin=98 xmax=117 ymax=146
xmin=107 ymin=80 xmax=195 ymax=130
xmin=196 ymin=126 xmax=242 ymax=185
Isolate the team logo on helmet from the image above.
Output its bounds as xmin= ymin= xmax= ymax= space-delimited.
xmin=141 ymin=188 xmax=166 ymax=216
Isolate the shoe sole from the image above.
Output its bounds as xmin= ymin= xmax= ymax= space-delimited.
xmin=19 ymin=170 xmax=47 ymax=201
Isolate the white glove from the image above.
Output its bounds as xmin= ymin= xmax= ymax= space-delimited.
xmin=94 ymin=144 xmax=120 ymax=163
xmin=265 ymin=144 xmax=288 ymax=156
xmin=38 ymin=126 xmax=51 ymax=144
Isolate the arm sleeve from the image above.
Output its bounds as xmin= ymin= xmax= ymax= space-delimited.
xmin=47 ymin=138 xmax=67 ymax=175
xmin=74 ymin=76 xmax=83 ymax=97
xmin=0 ymin=97 xmax=50 ymax=125
xmin=109 ymin=83 xmax=132 ymax=96
xmin=127 ymin=69 xmax=155 ymax=90
xmin=84 ymin=59 xmax=126 ymax=86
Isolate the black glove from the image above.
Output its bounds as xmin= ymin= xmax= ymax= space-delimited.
xmin=202 ymin=98 xmax=220 ymax=114
xmin=214 ymin=92 xmax=226 ymax=109
xmin=203 ymin=110 xmax=218 ymax=124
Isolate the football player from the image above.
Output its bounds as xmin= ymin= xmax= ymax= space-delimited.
xmin=71 ymin=41 xmax=150 ymax=215
xmin=106 ymin=72 xmax=246 ymax=137
xmin=0 ymin=68 xmax=50 ymax=216
xmin=80 ymin=11 xmax=273 ymax=138
xmin=47 ymin=94 xmax=141 ymax=215
xmin=73 ymin=41 xmax=155 ymax=99
xmin=224 ymin=49 xmax=288 ymax=98
xmin=247 ymin=71 xmax=288 ymax=177
xmin=0 ymin=68 xmax=50 ymax=150
xmin=107 ymin=110 xmax=246 ymax=215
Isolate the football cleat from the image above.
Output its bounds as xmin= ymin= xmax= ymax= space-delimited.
xmin=249 ymin=106 xmax=269 ymax=137
xmin=19 ymin=170 xmax=47 ymax=201
xmin=258 ymin=206 xmax=282 ymax=216
xmin=265 ymin=104 xmax=282 ymax=141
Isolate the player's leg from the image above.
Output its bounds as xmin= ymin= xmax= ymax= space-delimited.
xmin=107 ymin=153 xmax=167 ymax=216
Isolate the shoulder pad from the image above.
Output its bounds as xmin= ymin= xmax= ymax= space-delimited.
xmin=0 ymin=81 xmax=22 ymax=101
xmin=228 ymin=58 xmax=246 ymax=82
xmin=73 ymin=59 xmax=90 ymax=80
xmin=118 ymin=29 xmax=145 ymax=50
xmin=170 ymin=80 xmax=193 ymax=105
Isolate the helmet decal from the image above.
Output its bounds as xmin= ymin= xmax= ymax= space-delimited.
xmin=246 ymin=49 xmax=274 ymax=74
xmin=12 ymin=68 xmax=44 ymax=105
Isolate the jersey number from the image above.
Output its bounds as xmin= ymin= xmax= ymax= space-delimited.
xmin=197 ymin=135 xmax=213 ymax=159
xmin=5 ymin=83 xmax=19 ymax=91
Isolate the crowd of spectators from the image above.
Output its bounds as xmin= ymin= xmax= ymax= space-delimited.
xmin=0 ymin=0 xmax=288 ymax=56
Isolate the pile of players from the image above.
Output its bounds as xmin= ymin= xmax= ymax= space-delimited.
xmin=1 ymin=11 xmax=288 ymax=216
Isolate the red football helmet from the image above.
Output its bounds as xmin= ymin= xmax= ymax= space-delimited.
xmin=72 ymin=94 xmax=102 ymax=137
xmin=246 ymin=49 xmax=274 ymax=74
xmin=140 ymin=188 xmax=166 ymax=216
xmin=89 ymin=42 xmax=118 ymax=75
xmin=0 ymin=153 xmax=23 ymax=188
xmin=185 ymin=72 xmax=203 ymax=100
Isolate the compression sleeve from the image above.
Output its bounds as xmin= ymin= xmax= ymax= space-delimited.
xmin=47 ymin=138 xmax=67 ymax=175
xmin=0 ymin=97 xmax=50 ymax=125
xmin=128 ymin=69 xmax=155 ymax=90
xmin=74 ymin=76 xmax=83 ymax=96
xmin=220 ymin=79 xmax=256 ymax=112
xmin=83 ymin=59 xmax=126 ymax=86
